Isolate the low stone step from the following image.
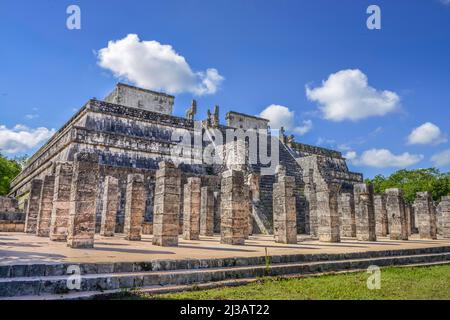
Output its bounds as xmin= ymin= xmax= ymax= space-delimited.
xmin=1 ymin=252 xmax=449 ymax=298
xmin=1 ymin=246 xmax=449 ymax=279
xmin=8 ymin=260 xmax=449 ymax=300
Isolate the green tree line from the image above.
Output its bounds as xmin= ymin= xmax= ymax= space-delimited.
xmin=365 ymin=168 xmax=450 ymax=204
xmin=0 ymin=154 xmax=26 ymax=195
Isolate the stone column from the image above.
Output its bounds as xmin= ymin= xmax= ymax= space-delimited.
xmin=385 ymin=188 xmax=408 ymax=240
xmin=100 ymin=176 xmax=119 ymax=237
xmin=354 ymin=184 xmax=376 ymax=241
xmin=316 ymin=182 xmax=340 ymax=243
xmin=124 ymin=174 xmax=146 ymax=241
xmin=200 ymin=186 xmax=215 ymax=236
xmin=273 ymin=168 xmax=297 ymax=244
xmin=182 ymin=177 xmax=201 ymax=240
xmin=67 ymin=152 xmax=99 ymax=248
xmin=439 ymin=196 xmax=450 ymax=238
xmin=304 ymin=169 xmax=318 ymax=237
xmin=338 ymin=192 xmax=356 ymax=237
xmin=36 ymin=175 xmax=56 ymax=237
xmin=373 ymin=194 xmax=388 ymax=237
xmin=152 ymin=161 xmax=181 ymax=247
xmin=24 ymin=179 xmax=43 ymax=234
xmin=415 ymin=192 xmax=437 ymax=240
xmin=408 ymin=203 xmax=417 ymax=234
xmin=220 ymin=169 xmax=247 ymax=245
xmin=404 ymin=204 xmax=412 ymax=236
xmin=49 ymin=162 xmax=73 ymax=241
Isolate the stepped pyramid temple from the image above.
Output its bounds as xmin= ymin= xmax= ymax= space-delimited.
xmin=1 ymin=83 xmax=448 ymax=248
xmin=1 ymin=83 xmax=449 ymax=299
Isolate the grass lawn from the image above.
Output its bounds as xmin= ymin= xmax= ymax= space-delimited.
xmin=120 ymin=264 xmax=450 ymax=300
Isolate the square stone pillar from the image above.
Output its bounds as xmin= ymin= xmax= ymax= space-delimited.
xmin=182 ymin=177 xmax=201 ymax=240
xmin=36 ymin=175 xmax=56 ymax=237
xmin=385 ymin=188 xmax=408 ymax=240
xmin=373 ymin=194 xmax=389 ymax=237
xmin=49 ymin=162 xmax=73 ymax=241
xmin=24 ymin=179 xmax=43 ymax=234
xmin=338 ymin=192 xmax=356 ymax=237
xmin=354 ymin=184 xmax=376 ymax=241
xmin=304 ymin=169 xmax=318 ymax=237
xmin=220 ymin=169 xmax=247 ymax=245
xmin=316 ymin=183 xmax=340 ymax=243
xmin=439 ymin=196 xmax=450 ymax=238
xmin=200 ymin=186 xmax=215 ymax=236
xmin=100 ymin=176 xmax=119 ymax=237
xmin=415 ymin=192 xmax=437 ymax=240
xmin=124 ymin=174 xmax=146 ymax=241
xmin=67 ymin=152 xmax=99 ymax=248
xmin=273 ymin=170 xmax=297 ymax=244
xmin=404 ymin=204 xmax=412 ymax=236
xmin=152 ymin=161 xmax=181 ymax=247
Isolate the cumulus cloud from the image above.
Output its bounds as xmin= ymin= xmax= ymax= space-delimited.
xmin=259 ymin=105 xmax=312 ymax=136
xmin=97 ymin=34 xmax=224 ymax=95
xmin=306 ymin=69 xmax=400 ymax=122
xmin=350 ymin=148 xmax=423 ymax=168
xmin=431 ymin=149 xmax=450 ymax=167
xmin=407 ymin=122 xmax=447 ymax=145
xmin=0 ymin=124 xmax=55 ymax=154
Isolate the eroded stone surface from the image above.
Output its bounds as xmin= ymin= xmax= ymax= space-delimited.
xmin=49 ymin=162 xmax=73 ymax=242
xmin=273 ymin=168 xmax=297 ymax=244
xmin=373 ymin=194 xmax=388 ymax=237
xmin=415 ymin=192 xmax=437 ymax=240
xmin=100 ymin=176 xmax=119 ymax=237
xmin=316 ymin=183 xmax=340 ymax=243
xmin=220 ymin=169 xmax=247 ymax=245
xmin=439 ymin=196 xmax=450 ymax=238
xmin=200 ymin=186 xmax=215 ymax=236
xmin=36 ymin=175 xmax=56 ymax=237
xmin=354 ymin=184 xmax=376 ymax=242
xmin=182 ymin=177 xmax=201 ymax=240
xmin=339 ymin=193 xmax=356 ymax=238
xmin=152 ymin=161 xmax=181 ymax=247
xmin=24 ymin=179 xmax=43 ymax=234
xmin=386 ymin=188 xmax=408 ymax=240
xmin=67 ymin=152 xmax=99 ymax=248
xmin=124 ymin=174 xmax=146 ymax=241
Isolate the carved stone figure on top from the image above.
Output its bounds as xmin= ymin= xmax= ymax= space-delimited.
xmin=186 ymin=99 xmax=197 ymax=120
xmin=287 ymin=134 xmax=295 ymax=147
xmin=212 ymin=105 xmax=219 ymax=127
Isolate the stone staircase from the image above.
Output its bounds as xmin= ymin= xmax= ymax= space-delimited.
xmin=1 ymin=246 xmax=449 ymax=300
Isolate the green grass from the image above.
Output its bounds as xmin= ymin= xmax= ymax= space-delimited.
xmin=119 ymin=264 xmax=450 ymax=300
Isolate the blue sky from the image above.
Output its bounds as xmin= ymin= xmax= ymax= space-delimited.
xmin=0 ymin=0 xmax=449 ymax=178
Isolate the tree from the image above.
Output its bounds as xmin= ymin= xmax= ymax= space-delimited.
xmin=0 ymin=154 xmax=23 ymax=195
xmin=365 ymin=168 xmax=450 ymax=204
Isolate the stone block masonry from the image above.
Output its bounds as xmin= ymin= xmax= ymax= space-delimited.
xmin=220 ymin=169 xmax=248 ymax=245
xmin=339 ymin=193 xmax=356 ymax=238
xmin=36 ymin=175 xmax=56 ymax=237
xmin=385 ymin=188 xmax=408 ymax=240
xmin=152 ymin=161 xmax=181 ymax=247
xmin=440 ymin=196 xmax=450 ymax=238
xmin=24 ymin=179 xmax=43 ymax=234
xmin=373 ymin=194 xmax=388 ymax=237
xmin=49 ymin=162 xmax=73 ymax=241
xmin=183 ymin=177 xmax=201 ymax=240
xmin=124 ymin=174 xmax=146 ymax=241
xmin=67 ymin=152 xmax=100 ymax=248
xmin=316 ymin=183 xmax=340 ymax=243
xmin=200 ymin=186 xmax=215 ymax=236
xmin=354 ymin=184 xmax=376 ymax=241
xmin=100 ymin=176 xmax=119 ymax=237
xmin=273 ymin=168 xmax=297 ymax=244
xmin=415 ymin=192 xmax=437 ymax=240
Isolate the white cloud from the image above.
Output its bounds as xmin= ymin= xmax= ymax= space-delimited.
xmin=97 ymin=34 xmax=224 ymax=96
xmin=351 ymin=148 xmax=423 ymax=168
xmin=407 ymin=122 xmax=447 ymax=145
xmin=440 ymin=0 xmax=450 ymax=5
xmin=306 ymin=69 xmax=400 ymax=122
xmin=344 ymin=151 xmax=357 ymax=160
xmin=259 ymin=105 xmax=312 ymax=136
xmin=431 ymin=149 xmax=450 ymax=167
xmin=0 ymin=124 xmax=55 ymax=154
